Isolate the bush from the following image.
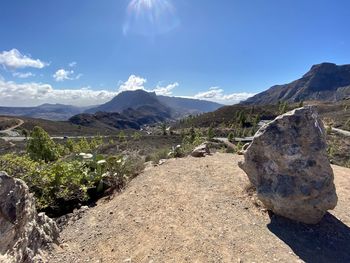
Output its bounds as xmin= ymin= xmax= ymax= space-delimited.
xmin=146 ymin=148 xmax=171 ymax=164
xmin=118 ymin=131 xmax=127 ymax=142
xmin=207 ymin=126 xmax=215 ymax=141
xmin=132 ymin=132 xmax=141 ymax=141
xmin=228 ymin=132 xmax=234 ymax=142
xmin=26 ymin=126 xmax=60 ymax=162
xmin=0 ymin=152 xmax=144 ymax=216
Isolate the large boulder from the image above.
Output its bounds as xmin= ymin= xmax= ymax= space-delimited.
xmin=0 ymin=172 xmax=59 ymax=263
xmin=239 ymin=106 xmax=337 ymax=224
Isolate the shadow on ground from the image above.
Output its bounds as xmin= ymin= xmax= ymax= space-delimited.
xmin=267 ymin=212 xmax=350 ymax=263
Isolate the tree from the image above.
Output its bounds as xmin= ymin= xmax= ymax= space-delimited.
xmin=236 ymin=111 xmax=246 ymax=127
xmin=160 ymin=123 xmax=167 ymax=136
xmin=118 ymin=131 xmax=126 ymax=142
xmin=21 ymin=129 xmax=29 ymax=139
xmin=78 ymin=137 xmax=91 ymax=152
xmin=253 ymin=114 xmax=260 ymax=127
xmin=228 ymin=132 xmax=234 ymax=142
xmin=132 ymin=132 xmax=141 ymax=141
xmin=65 ymin=138 xmax=75 ymax=152
xmin=189 ymin=126 xmax=196 ymax=143
xmin=279 ymin=101 xmax=288 ymax=114
xmin=207 ymin=126 xmax=215 ymax=141
xmin=26 ymin=126 xmax=59 ymax=162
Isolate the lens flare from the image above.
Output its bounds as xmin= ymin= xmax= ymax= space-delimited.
xmin=123 ymin=0 xmax=180 ymax=36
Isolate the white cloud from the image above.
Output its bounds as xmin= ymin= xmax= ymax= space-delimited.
xmin=0 ymin=74 xmax=250 ymax=107
xmin=53 ymin=69 xmax=82 ymax=82
xmin=0 ymin=49 xmax=48 ymax=69
xmin=53 ymin=69 xmax=74 ymax=81
xmin=0 ymin=78 xmax=117 ymax=107
xmin=69 ymin=61 xmax=77 ymax=67
xmin=118 ymin=74 xmax=178 ymax=96
xmin=75 ymin=73 xmax=83 ymax=80
xmin=12 ymin=72 xmax=35 ymax=79
xmin=194 ymin=87 xmax=255 ymax=104
xmin=118 ymin=75 xmax=147 ymax=92
xmin=153 ymin=82 xmax=179 ymax=96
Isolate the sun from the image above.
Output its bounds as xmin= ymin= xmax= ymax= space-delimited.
xmin=123 ymin=0 xmax=179 ymax=36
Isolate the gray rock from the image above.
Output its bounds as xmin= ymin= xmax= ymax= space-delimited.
xmin=191 ymin=143 xmax=210 ymax=158
xmin=0 ymin=172 xmax=59 ymax=262
xmin=239 ymin=106 xmax=337 ymax=224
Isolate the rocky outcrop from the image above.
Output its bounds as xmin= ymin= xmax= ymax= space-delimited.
xmin=191 ymin=143 xmax=210 ymax=157
xmin=242 ymin=62 xmax=350 ymax=105
xmin=0 ymin=172 xmax=59 ymax=263
xmin=239 ymin=106 xmax=337 ymax=224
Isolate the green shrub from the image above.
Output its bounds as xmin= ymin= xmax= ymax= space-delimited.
xmin=207 ymin=126 xmax=215 ymax=141
xmin=228 ymin=132 xmax=234 ymax=142
xmin=132 ymin=132 xmax=141 ymax=141
xmin=118 ymin=131 xmax=127 ymax=142
xmin=0 ymin=152 xmax=144 ymax=215
xmin=160 ymin=123 xmax=167 ymax=135
xmin=147 ymin=148 xmax=171 ymax=163
xmin=77 ymin=137 xmax=91 ymax=152
xmin=26 ymin=126 xmax=60 ymax=162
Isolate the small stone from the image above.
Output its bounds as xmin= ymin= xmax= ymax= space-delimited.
xmin=191 ymin=143 xmax=210 ymax=157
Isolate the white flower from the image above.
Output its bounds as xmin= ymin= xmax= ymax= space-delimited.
xmin=117 ymin=159 xmax=122 ymax=163
xmin=79 ymin=152 xmax=86 ymax=156
xmin=97 ymin=160 xmax=106 ymax=164
xmin=176 ymin=145 xmax=181 ymax=148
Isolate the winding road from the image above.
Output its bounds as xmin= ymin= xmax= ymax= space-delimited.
xmin=0 ymin=119 xmax=24 ymax=137
xmin=332 ymin=127 xmax=350 ymax=137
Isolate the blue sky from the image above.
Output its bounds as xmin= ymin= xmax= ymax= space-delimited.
xmin=0 ymin=0 xmax=349 ymax=106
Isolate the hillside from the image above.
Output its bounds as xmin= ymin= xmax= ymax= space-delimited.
xmin=0 ymin=115 xmax=116 ymax=136
xmin=176 ymin=101 xmax=350 ymax=131
xmin=0 ymin=104 xmax=86 ymax=121
xmin=48 ymin=153 xmax=350 ymax=262
xmin=243 ymin=63 xmax=350 ymax=105
xmin=69 ymin=107 xmax=170 ymax=131
xmin=157 ymin=95 xmax=223 ymax=116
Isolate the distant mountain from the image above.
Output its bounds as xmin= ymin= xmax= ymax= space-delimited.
xmin=0 ymin=104 xmax=86 ymax=121
xmin=70 ymin=106 xmax=171 ymax=130
xmin=86 ymin=90 xmax=171 ymax=114
xmin=87 ymin=89 xmax=223 ymax=117
xmin=243 ymin=63 xmax=350 ymax=105
xmin=71 ymin=90 xmax=223 ymax=130
xmin=157 ymin=95 xmax=223 ymax=117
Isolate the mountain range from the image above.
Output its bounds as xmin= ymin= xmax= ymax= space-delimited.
xmin=0 ymin=104 xmax=88 ymax=121
xmin=243 ymin=63 xmax=350 ymax=105
xmin=70 ymin=90 xmax=223 ymax=129
xmin=0 ymin=91 xmax=222 ymax=121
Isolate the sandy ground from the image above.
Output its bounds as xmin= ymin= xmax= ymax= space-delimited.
xmin=48 ymin=153 xmax=350 ymax=263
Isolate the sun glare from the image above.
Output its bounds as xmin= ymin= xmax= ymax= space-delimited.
xmin=123 ymin=0 xmax=179 ymax=36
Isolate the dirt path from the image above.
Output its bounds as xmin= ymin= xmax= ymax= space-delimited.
xmin=0 ymin=118 xmax=24 ymax=137
xmin=49 ymin=153 xmax=350 ymax=263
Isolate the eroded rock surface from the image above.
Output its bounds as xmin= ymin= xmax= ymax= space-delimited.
xmin=239 ymin=106 xmax=337 ymax=224
xmin=191 ymin=143 xmax=210 ymax=157
xmin=0 ymin=172 xmax=59 ymax=263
